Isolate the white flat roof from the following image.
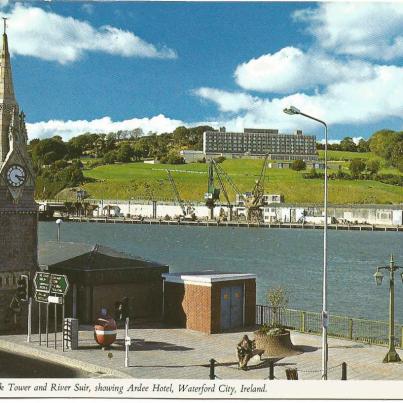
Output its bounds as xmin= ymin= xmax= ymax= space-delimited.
xmin=162 ymin=271 xmax=256 ymax=286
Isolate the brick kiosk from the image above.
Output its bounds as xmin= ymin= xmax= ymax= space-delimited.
xmin=163 ymin=271 xmax=256 ymax=334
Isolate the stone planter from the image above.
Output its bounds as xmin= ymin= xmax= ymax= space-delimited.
xmin=254 ymin=329 xmax=301 ymax=358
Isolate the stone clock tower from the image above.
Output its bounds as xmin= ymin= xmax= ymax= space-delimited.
xmin=0 ymin=23 xmax=38 ymax=330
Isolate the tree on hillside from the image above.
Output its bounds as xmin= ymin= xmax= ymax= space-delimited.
xmin=366 ymin=159 xmax=381 ymax=175
xmin=390 ymin=140 xmax=403 ymax=172
xmin=369 ymin=130 xmax=399 ymax=160
xmin=32 ymin=138 xmax=68 ymax=165
xmin=340 ymin=137 xmax=357 ymax=152
xmin=357 ymin=138 xmax=370 ymax=153
xmin=162 ymin=149 xmax=184 ymax=164
xmin=290 ymin=159 xmax=306 ymax=171
xmin=116 ymin=144 xmax=134 ymax=163
xmin=349 ymin=159 xmax=366 ymax=177
xmin=102 ymin=151 xmax=117 ymax=164
xmin=68 ymin=133 xmax=99 ymax=156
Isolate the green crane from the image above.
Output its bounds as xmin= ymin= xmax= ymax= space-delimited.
xmin=204 ymin=161 xmax=221 ymax=219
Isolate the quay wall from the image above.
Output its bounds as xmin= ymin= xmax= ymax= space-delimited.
xmin=39 ymin=199 xmax=403 ymax=226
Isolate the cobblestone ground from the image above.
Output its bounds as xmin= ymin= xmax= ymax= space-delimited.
xmin=1 ymin=324 xmax=403 ymax=380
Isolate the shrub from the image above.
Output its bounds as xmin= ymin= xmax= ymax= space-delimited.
xmin=302 ymin=168 xmax=324 ymax=179
xmin=165 ymin=150 xmax=184 ymax=164
xmin=375 ymin=174 xmax=403 ymax=187
xmin=349 ymin=159 xmax=366 ymax=177
xmin=290 ymin=159 xmax=306 ymax=171
xmin=213 ymin=156 xmax=226 ymax=164
xmin=366 ymin=159 xmax=381 ymax=175
xmin=102 ymin=151 xmax=117 ymax=164
xmin=116 ymin=144 xmax=134 ymax=163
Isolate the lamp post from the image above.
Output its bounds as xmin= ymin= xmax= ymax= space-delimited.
xmin=373 ymin=255 xmax=403 ymax=363
xmin=283 ymin=105 xmax=329 ymax=380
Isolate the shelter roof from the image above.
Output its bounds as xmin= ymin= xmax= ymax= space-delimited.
xmin=38 ymin=241 xmax=167 ymax=272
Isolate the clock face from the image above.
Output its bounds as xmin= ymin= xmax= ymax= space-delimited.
xmin=6 ymin=164 xmax=26 ymax=187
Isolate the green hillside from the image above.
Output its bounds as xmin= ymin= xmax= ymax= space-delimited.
xmin=81 ymin=152 xmax=403 ymax=204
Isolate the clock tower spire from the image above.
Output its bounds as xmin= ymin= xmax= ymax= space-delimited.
xmin=0 ymin=19 xmax=38 ymax=331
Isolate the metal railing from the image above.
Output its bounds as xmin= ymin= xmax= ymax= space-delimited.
xmin=256 ymin=305 xmax=403 ymax=348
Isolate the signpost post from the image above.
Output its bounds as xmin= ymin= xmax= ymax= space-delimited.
xmin=125 ymin=317 xmax=130 ymax=368
xmin=33 ymin=272 xmax=69 ymax=350
xmin=27 ymin=297 xmax=32 ymax=343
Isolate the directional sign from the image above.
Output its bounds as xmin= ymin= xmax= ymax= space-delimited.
xmin=34 ymin=272 xmax=51 ymax=292
xmin=34 ymin=290 xmax=49 ymax=304
xmin=49 ymin=274 xmax=69 ymax=295
xmin=48 ymin=295 xmax=63 ymax=304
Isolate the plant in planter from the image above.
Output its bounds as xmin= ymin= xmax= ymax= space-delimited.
xmin=267 ymin=286 xmax=289 ymax=329
xmin=255 ymin=287 xmax=300 ymax=357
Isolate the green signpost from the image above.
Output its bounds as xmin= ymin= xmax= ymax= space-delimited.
xmin=34 ymin=272 xmax=51 ymax=293
xmin=33 ymin=272 xmax=70 ymax=351
xmin=33 ymin=272 xmax=69 ymax=303
xmin=34 ymin=290 xmax=49 ymax=304
xmin=50 ymin=274 xmax=69 ymax=295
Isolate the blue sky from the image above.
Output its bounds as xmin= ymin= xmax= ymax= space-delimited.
xmin=5 ymin=2 xmax=403 ymax=141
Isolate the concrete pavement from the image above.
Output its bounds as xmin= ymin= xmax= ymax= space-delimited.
xmin=0 ymin=324 xmax=402 ymax=380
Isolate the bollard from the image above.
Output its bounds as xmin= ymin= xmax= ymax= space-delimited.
xmin=269 ymin=360 xmax=274 ymax=380
xmin=348 ymin=319 xmax=353 ymax=340
xmin=285 ymin=368 xmax=298 ymax=380
xmin=341 ymin=362 xmax=347 ymax=380
xmin=209 ymin=358 xmax=216 ymax=380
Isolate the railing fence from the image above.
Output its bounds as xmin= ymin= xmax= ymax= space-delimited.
xmin=256 ymin=305 xmax=402 ymax=348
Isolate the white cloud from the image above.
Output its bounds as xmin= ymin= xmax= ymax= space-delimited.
xmin=6 ymin=4 xmax=177 ymax=64
xmin=195 ymin=65 xmax=403 ymax=131
xmin=195 ymin=3 xmax=403 ymax=135
xmin=81 ymin=4 xmax=95 ymax=15
xmin=234 ymin=47 xmax=375 ymax=93
xmin=26 ymin=114 xmax=185 ymax=140
xmin=293 ymin=2 xmax=403 ymax=61
xmin=194 ymin=88 xmax=261 ymax=113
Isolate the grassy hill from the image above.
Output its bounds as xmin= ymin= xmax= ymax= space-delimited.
xmin=80 ymin=151 xmax=403 ymax=204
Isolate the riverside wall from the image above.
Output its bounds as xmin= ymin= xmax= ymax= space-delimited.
xmin=39 ymin=199 xmax=403 ymax=226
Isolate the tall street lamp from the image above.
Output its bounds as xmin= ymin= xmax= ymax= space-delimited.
xmin=374 ymin=255 xmax=403 ymax=363
xmin=283 ymin=105 xmax=329 ymax=380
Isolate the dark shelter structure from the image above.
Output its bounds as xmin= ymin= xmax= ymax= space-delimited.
xmin=38 ymin=241 xmax=169 ymax=324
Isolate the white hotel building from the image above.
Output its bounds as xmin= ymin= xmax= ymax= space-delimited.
xmin=203 ymin=127 xmax=318 ymax=161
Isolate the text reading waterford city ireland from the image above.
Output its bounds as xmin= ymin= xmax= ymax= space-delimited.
xmin=0 ymin=1 xmax=402 ymax=399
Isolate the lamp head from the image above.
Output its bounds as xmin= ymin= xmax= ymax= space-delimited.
xmin=55 ymin=218 xmax=63 ymax=225
xmin=283 ymin=105 xmax=301 ymax=115
xmin=374 ymin=268 xmax=384 ymax=286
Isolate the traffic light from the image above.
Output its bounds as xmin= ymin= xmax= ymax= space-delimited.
xmin=114 ymin=297 xmax=130 ymax=322
xmin=16 ymin=275 xmax=29 ymax=302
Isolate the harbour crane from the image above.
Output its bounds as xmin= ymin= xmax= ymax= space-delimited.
xmin=243 ymin=154 xmax=269 ymax=222
xmin=166 ymin=170 xmax=195 ymax=220
xmin=204 ymin=161 xmax=221 ymax=219
xmin=204 ymin=159 xmax=244 ymax=221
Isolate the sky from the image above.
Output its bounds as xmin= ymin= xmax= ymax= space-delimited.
xmin=4 ymin=1 xmax=403 ymax=142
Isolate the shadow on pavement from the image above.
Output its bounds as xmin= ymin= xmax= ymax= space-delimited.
xmin=294 ymin=345 xmax=318 ymax=353
xmin=0 ymin=349 xmax=90 ymax=378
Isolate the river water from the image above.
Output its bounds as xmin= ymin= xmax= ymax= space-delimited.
xmin=39 ymin=222 xmax=403 ymax=323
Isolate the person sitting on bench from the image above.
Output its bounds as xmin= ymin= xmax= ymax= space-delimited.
xmin=237 ymin=335 xmax=264 ymax=370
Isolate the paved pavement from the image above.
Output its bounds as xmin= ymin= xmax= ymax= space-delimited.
xmin=0 ymin=324 xmax=403 ymax=380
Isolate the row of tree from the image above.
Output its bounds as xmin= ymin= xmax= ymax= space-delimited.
xmin=316 ymin=137 xmax=371 ymax=152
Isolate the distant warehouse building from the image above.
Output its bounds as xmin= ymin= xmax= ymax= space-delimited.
xmin=203 ymin=127 xmax=318 ymax=161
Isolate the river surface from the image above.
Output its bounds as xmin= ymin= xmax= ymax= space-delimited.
xmin=39 ymin=222 xmax=403 ymax=323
